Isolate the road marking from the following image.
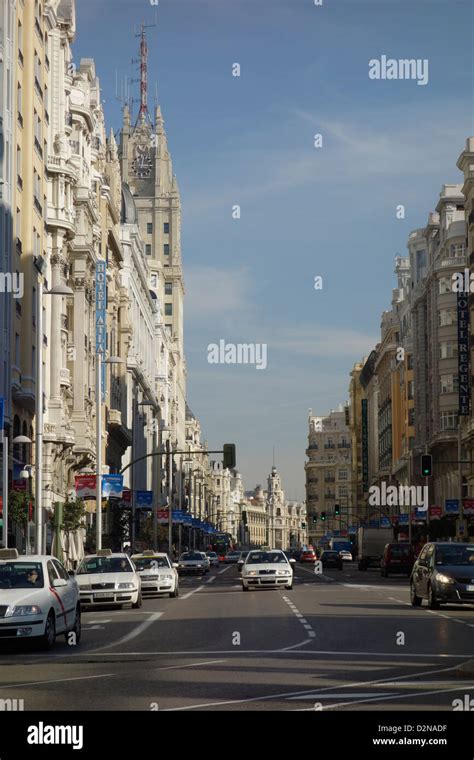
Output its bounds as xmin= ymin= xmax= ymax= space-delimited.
xmin=90 ymin=612 xmax=163 ymax=652
xmin=82 ymin=625 xmax=105 ymax=630
xmin=387 ymin=596 xmax=474 ymax=627
xmin=288 ymin=692 xmax=396 ymax=700
xmin=218 ymin=566 xmax=231 ymax=575
xmin=206 ymin=576 xmax=216 ymax=584
xmin=300 ymin=619 xmax=308 ymax=624
xmin=307 ymin=631 xmax=316 ymax=638
xmin=180 ymin=585 xmax=205 ymax=599
xmin=278 ymin=638 xmax=313 ymax=652
xmin=0 ymin=674 xmax=113 ymax=690
xmin=67 ymin=648 xmax=474 ymax=658
xmin=154 ymin=659 xmax=226 ymax=672
xmin=165 ymin=663 xmax=471 ymax=712
xmin=295 ymin=683 xmax=474 ymax=711
xmin=86 ymin=619 xmax=112 ymax=624
xmin=303 ymin=624 xmax=312 ymax=630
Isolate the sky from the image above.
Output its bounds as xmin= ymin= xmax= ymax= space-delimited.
xmin=73 ymin=0 xmax=474 ymax=500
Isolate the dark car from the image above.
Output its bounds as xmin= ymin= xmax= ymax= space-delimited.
xmin=410 ymin=542 xmax=474 ymax=609
xmin=320 ymin=550 xmax=343 ymax=570
xmin=291 ymin=550 xmax=302 ymax=561
xmin=237 ymin=551 xmax=249 ymax=573
xmin=381 ymin=542 xmax=415 ymax=577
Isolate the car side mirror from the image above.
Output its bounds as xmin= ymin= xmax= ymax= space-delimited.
xmin=68 ymin=570 xmax=75 ymax=577
xmin=289 ymin=558 xmax=296 ymax=564
xmin=52 ymin=578 xmax=68 ymax=588
xmin=172 ymin=563 xmax=179 ymax=568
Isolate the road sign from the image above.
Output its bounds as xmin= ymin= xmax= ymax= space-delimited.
xmin=102 ymin=475 xmax=123 ymax=499
xmin=463 ymin=498 xmax=474 ymax=516
xmin=456 ymin=519 xmax=467 ymax=539
xmin=445 ymin=499 xmax=460 ymax=514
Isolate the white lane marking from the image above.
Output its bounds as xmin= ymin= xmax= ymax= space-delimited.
xmin=295 ymin=683 xmax=474 ymax=711
xmin=278 ymin=638 xmax=312 ymax=652
xmin=300 ymin=619 xmax=308 ymax=624
xmin=154 ymin=659 xmax=226 ymax=672
xmin=90 ymin=612 xmax=163 ymax=652
xmin=307 ymin=631 xmax=316 ymax=638
xmin=0 ymin=674 xmax=113 ymax=690
xmin=288 ymin=692 xmax=396 ymax=700
xmin=295 ymin=613 xmax=303 ymax=618
xmin=206 ymin=576 xmax=216 ymax=584
xmin=303 ymin=625 xmax=312 ymax=630
xmin=387 ymin=596 xmax=474 ymax=627
xmin=86 ymin=619 xmax=112 ymax=624
xmin=82 ymin=625 xmax=105 ymax=630
xmin=166 ymin=663 xmax=469 ymax=711
xmin=67 ymin=648 xmax=474 ymax=658
xmin=218 ymin=566 xmax=231 ymax=575
xmin=180 ymin=585 xmax=205 ymax=600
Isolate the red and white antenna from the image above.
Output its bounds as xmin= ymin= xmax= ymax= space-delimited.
xmin=134 ymin=19 xmax=156 ymax=127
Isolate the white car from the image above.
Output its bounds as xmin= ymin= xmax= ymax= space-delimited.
xmin=206 ymin=551 xmax=219 ymax=568
xmin=131 ymin=552 xmax=179 ymax=597
xmin=76 ymin=550 xmax=142 ymax=609
xmin=0 ymin=549 xmax=81 ymax=650
xmin=177 ymin=551 xmax=208 ymax=575
xmin=241 ymin=549 xmax=295 ymax=591
xmin=199 ymin=552 xmax=211 ymax=572
xmin=339 ymin=550 xmax=353 ymax=562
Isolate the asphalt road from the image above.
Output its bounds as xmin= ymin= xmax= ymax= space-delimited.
xmin=1 ymin=561 xmax=473 ymax=711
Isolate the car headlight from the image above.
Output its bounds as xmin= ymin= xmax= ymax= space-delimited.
xmin=79 ymin=584 xmax=92 ymax=591
xmin=6 ymin=605 xmax=42 ymax=617
xmin=161 ymin=574 xmax=173 ymax=580
xmin=117 ymin=582 xmax=135 ymax=589
xmin=435 ymin=573 xmax=454 ymax=584
xmin=246 ymin=570 xmax=257 ymax=576
xmin=276 ymin=570 xmax=291 ymax=576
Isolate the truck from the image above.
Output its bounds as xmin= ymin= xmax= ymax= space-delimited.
xmin=357 ymin=527 xmax=393 ymax=570
xmin=329 ymin=537 xmax=352 ymax=554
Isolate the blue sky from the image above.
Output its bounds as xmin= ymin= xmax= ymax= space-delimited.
xmin=74 ymin=0 xmax=474 ymax=499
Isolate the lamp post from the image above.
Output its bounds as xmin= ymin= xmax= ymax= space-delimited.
xmin=13 ymin=435 xmax=34 ymax=554
xmin=34 ymin=256 xmax=73 ymax=555
xmin=95 ymin=354 xmax=123 ymax=552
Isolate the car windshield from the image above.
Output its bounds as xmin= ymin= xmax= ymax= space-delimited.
xmin=323 ymin=552 xmax=338 ymax=558
xmin=77 ymin=557 xmax=133 ymax=574
xmin=0 ymin=562 xmax=44 ymax=589
xmin=435 ymin=546 xmax=474 ymax=566
xmin=246 ymin=552 xmax=287 ymax=564
xmin=134 ymin=557 xmax=170 ymax=570
xmin=180 ymin=552 xmax=203 ymax=561
xmin=206 ymin=553 xmax=217 ymax=558
xmin=390 ymin=545 xmax=411 ymax=557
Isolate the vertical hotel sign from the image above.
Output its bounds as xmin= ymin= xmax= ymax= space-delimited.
xmin=95 ymin=261 xmax=107 ymax=401
xmin=361 ymin=399 xmax=369 ymax=493
xmin=457 ymin=291 xmax=470 ymax=415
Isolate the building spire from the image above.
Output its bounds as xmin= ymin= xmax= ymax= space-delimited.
xmin=138 ymin=22 xmax=149 ymax=123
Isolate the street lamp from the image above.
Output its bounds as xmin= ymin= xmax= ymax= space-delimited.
xmin=13 ymin=435 xmax=33 ymax=553
xmin=96 ymin=354 xmax=123 ymax=552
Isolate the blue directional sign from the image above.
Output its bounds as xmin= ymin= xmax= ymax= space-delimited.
xmin=445 ymin=499 xmax=460 ymax=514
xmin=136 ymin=490 xmax=153 ymax=508
xmin=102 ymin=475 xmax=123 ymax=499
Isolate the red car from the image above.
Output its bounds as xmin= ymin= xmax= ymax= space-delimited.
xmin=217 ymin=553 xmax=226 ymax=563
xmin=300 ymin=549 xmax=317 ymax=563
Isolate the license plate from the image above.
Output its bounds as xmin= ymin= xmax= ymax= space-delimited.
xmin=466 ymin=585 xmax=474 ymax=592
xmin=94 ymin=592 xmax=112 ymax=598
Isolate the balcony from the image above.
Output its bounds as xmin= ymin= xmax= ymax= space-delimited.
xmin=324 ymin=476 xmax=335 ymax=482
xmin=325 ymin=493 xmax=336 ymax=500
xmin=337 ymin=442 xmax=351 ymax=448
xmin=108 ymin=409 xmax=122 ymax=426
xmin=307 ymin=444 xmax=318 ymax=450
xmin=59 ymin=368 xmax=71 ymax=388
xmin=324 ymin=443 xmax=335 ymax=449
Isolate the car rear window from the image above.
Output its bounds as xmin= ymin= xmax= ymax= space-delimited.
xmin=389 ymin=545 xmax=411 ymax=557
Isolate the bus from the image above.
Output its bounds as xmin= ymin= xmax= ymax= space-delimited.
xmin=209 ymin=532 xmax=232 ymax=556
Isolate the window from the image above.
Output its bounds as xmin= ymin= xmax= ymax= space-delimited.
xmin=163 ymin=222 xmax=169 ymax=234
xmin=408 ymin=409 xmax=415 ymax=426
xmin=338 ymin=470 xmax=348 ymax=480
xmin=15 ymin=333 xmax=20 ymax=364
xmin=17 ymin=84 xmax=22 ymax=121
xmin=407 ymin=380 xmax=414 ymax=400
xmin=150 ymin=274 xmax=157 ymax=287
xmin=164 ymin=282 xmax=172 ymax=295
xmin=439 ymin=341 xmax=457 ymax=359
xmin=450 ymin=243 xmax=465 ymax=258
xmin=147 ymin=222 xmax=153 ymax=235
xmin=165 ymin=303 xmax=172 ymax=316
xmin=18 ymin=22 xmax=23 ymax=59
xmin=438 ymin=308 xmax=456 ymax=327
xmin=339 ymin=485 xmax=348 ymax=498
xmin=145 ymin=244 xmax=152 ymax=256
xmin=438 ymin=276 xmax=452 ymax=295
xmin=15 ymin=207 xmax=21 ymax=240
xmin=16 ymin=146 xmax=22 ymax=186
xmin=164 ymin=244 xmax=170 ymax=256
xmin=440 ymin=374 xmax=458 ymax=394
xmin=165 ymin=324 xmax=172 ymax=333
xmin=32 ymin=345 xmax=35 ymax=374
xmin=440 ymin=411 xmax=458 ymax=430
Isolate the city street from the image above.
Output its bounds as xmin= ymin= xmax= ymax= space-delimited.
xmin=1 ymin=562 xmax=473 ymax=712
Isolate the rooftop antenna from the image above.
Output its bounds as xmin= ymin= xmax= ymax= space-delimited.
xmin=133 ymin=19 xmax=157 ymax=127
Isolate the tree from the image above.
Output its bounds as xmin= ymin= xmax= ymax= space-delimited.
xmin=60 ymin=499 xmax=86 ymax=568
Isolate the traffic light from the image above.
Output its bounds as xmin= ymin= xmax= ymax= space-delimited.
xmin=421 ymin=454 xmax=432 ymax=477
xmin=334 ymin=504 xmax=340 ymax=516
xmin=301 ymin=521 xmax=306 ymax=529
xmin=312 ymin=514 xmax=318 ymax=524
xmin=223 ymin=443 xmax=236 ymax=469
xmin=321 ymin=511 xmax=326 ymax=521
xmin=241 ymin=510 xmax=247 ymax=525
